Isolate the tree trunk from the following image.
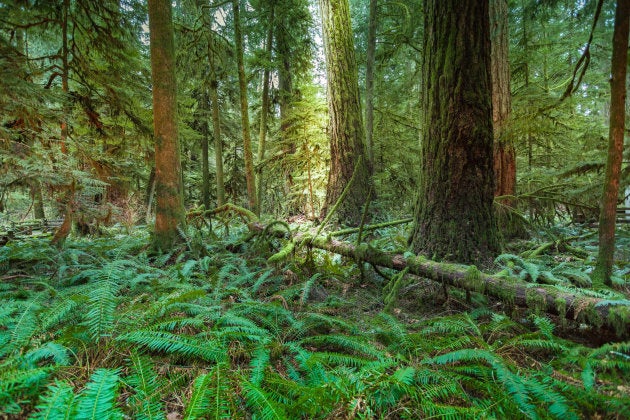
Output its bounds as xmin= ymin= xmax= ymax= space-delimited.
xmin=319 ymin=0 xmax=373 ymax=226
xmin=593 ymin=0 xmax=629 ymax=286
xmin=365 ymin=0 xmax=377 ymax=168
xmin=256 ymin=3 xmax=275 ymax=216
xmin=148 ymin=0 xmax=185 ymax=250
xmin=490 ymin=0 xmax=515 ymax=200
xmin=276 ymin=19 xmax=298 ymax=215
xmin=409 ymin=0 xmax=499 ymax=264
xmin=211 ymin=78 xmax=225 ymax=207
xmin=233 ymin=0 xmax=257 ymax=212
xmin=201 ymin=91 xmax=210 ymax=211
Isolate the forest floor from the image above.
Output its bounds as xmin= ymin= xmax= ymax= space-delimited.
xmin=0 ymin=218 xmax=629 ymax=419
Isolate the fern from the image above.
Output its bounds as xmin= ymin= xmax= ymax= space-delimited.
xmin=127 ymin=352 xmax=165 ymax=420
xmin=74 ymin=368 xmax=121 ymax=420
xmin=117 ymin=330 xmax=224 ymax=362
xmin=241 ymin=379 xmax=288 ymax=420
xmin=30 ymin=380 xmax=76 ymax=420
xmin=205 ymin=362 xmax=232 ymax=419
xmin=183 ymin=373 xmax=212 ymax=420
xmin=84 ymin=280 xmax=118 ymax=341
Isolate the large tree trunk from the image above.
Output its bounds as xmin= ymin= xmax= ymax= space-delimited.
xmin=409 ymin=0 xmax=499 ymax=264
xmin=319 ymin=0 xmax=373 ymax=226
xmin=148 ymin=0 xmax=185 ymax=250
xmin=490 ymin=0 xmax=516 ymax=201
xmin=201 ymin=91 xmax=210 ymax=211
xmin=593 ymin=0 xmax=629 ymax=286
xmin=364 ymin=0 xmax=377 ymax=168
xmin=233 ymin=0 xmax=257 ymax=213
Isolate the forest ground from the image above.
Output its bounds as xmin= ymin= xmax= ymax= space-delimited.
xmin=0 ymin=215 xmax=629 ymax=419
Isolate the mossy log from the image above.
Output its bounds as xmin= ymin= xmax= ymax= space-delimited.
xmin=250 ymin=222 xmax=630 ymax=338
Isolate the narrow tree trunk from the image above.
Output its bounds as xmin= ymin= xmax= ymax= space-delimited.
xmin=319 ymin=0 xmax=373 ymax=225
xmin=256 ymin=4 xmax=275 ymax=216
xmin=233 ymin=0 xmax=257 ymax=212
xmin=365 ymin=0 xmax=377 ymax=168
xmin=593 ymin=0 xmax=629 ymax=286
xmin=490 ymin=0 xmax=515 ymax=200
xmin=211 ymin=78 xmax=225 ymax=207
xmin=276 ymin=22 xmax=298 ymax=215
xmin=201 ymin=92 xmax=210 ymax=211
xmin=148 ymin=0 xmax=185 ymax=250
xmin=409 ymin=0 xmax=499 ymax=264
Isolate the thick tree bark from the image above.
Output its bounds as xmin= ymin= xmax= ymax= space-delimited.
xmin=252 ymin=222 xmax=629 ymax=337
xmin=319 ymin=0 xmax=373 ymax=226
xmin=256 ymin=4 xmax=275 ymax=216
xmin=365 ymin=0 xmax=377 ymax=167
xmin=148 ymin=0 xmax=185 ymax=250
xmin=593 ymin=0 xmax=629 ymax=286
xmin=233 ymin=0 xmax=257 ymax=212
xmin=409 ymin=0 xmax=499 ymax=264
xmin=490 ymin=0 xmax=516 ymax=200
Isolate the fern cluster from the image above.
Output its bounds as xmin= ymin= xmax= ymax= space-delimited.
xmin=0 ymin=231 xmax=628 ymax=419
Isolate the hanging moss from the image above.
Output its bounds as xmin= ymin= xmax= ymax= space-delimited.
xmin=463 ymin=265 xmax=485 ymax=294
xmin=525 ymin=287 xmax=547 ymax=315
xmin=606 ymin=305 xmax=630 ymax=337
xmin=555 ymin=297 xmax=568 ymax=328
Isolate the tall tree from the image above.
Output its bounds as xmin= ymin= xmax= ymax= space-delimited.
xmin=233 ymin=0 xmax=257 ymax=212
xmin=409 ymin=0 xmax=499 ymax=264
xmin=364 ymin=0 xmax=377 ymax=167
xmin=490 ymin=0 xmax=515 ymax=201
xmin=256 ymin=1 xmax=275 ymax=216
xmin=319 ymin=0 xmax=373 ymax=225
xmin=148 ymin=0 xmax=185 ymax=249
xmin=593 ymin=0 xmax=629 ymax=286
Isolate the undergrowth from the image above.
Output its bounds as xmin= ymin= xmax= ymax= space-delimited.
xmin=0 ymin=225 xmax=629 ymax=419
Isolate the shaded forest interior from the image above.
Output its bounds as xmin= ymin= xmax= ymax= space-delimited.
xmin=1 ymin=0 xmax=629 ymax=418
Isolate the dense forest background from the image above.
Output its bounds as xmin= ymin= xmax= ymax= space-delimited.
xmin=1 ymin=0 xmax=629 ymax=418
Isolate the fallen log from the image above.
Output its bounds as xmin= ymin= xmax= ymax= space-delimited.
xmin=250 ymin=222 xmax=630 ymax=338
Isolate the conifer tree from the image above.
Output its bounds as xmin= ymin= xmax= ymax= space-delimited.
xmin=319 ymin=0 xmax=373 ymax=225
xmin=409 ymin=0 xmax=499 ymax=264
xmin=593 ymin=0 xmax=629 ymax=285
xmin=148 ymin=0 xmax=185 ymax=250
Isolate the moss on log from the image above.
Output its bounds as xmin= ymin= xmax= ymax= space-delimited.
xmin=250 ymin=222 xmax=630 ymax=338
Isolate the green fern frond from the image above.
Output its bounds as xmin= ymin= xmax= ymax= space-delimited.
xmin=117 ymin=330 xmax=224 ymax=362
xmin=183 ymin=373 xmax=212 ymax=420
xmin=241 ymin=379 xmax=288 ymax=420
xmin=301 ymin=335 xmax=384 ymax=359
xmin=127 ymin=352 xmax=165 ymax=420
xmin=83 ymin=280 xmax=118 ymax=341
xmin=300 ymin=273 xmax=321 ymax=305
xmin=205 ymin=362 xmax=232 ymax=419
xmin=250 ymin=347 xmax=271 ymax=386
xmin=74 ymin=368 xmax=121 ymax=420
xmin=29 ymin=380 xmax=76 ymax=420
xmin=25 ymin=342 xmax=71 ymax=366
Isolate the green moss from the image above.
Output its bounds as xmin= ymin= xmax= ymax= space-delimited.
xmin=525 ymin=288 xmax=546 ymax=315
xmin=555 ymin=297 xmax=567 ymax=328
xmin=577 ymin=304 xmax=604 ymax=329
xmin=607 ymin=305 xmax=630 ymax=338
xmin=463 ymin=265 xmax=485 ymax=294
